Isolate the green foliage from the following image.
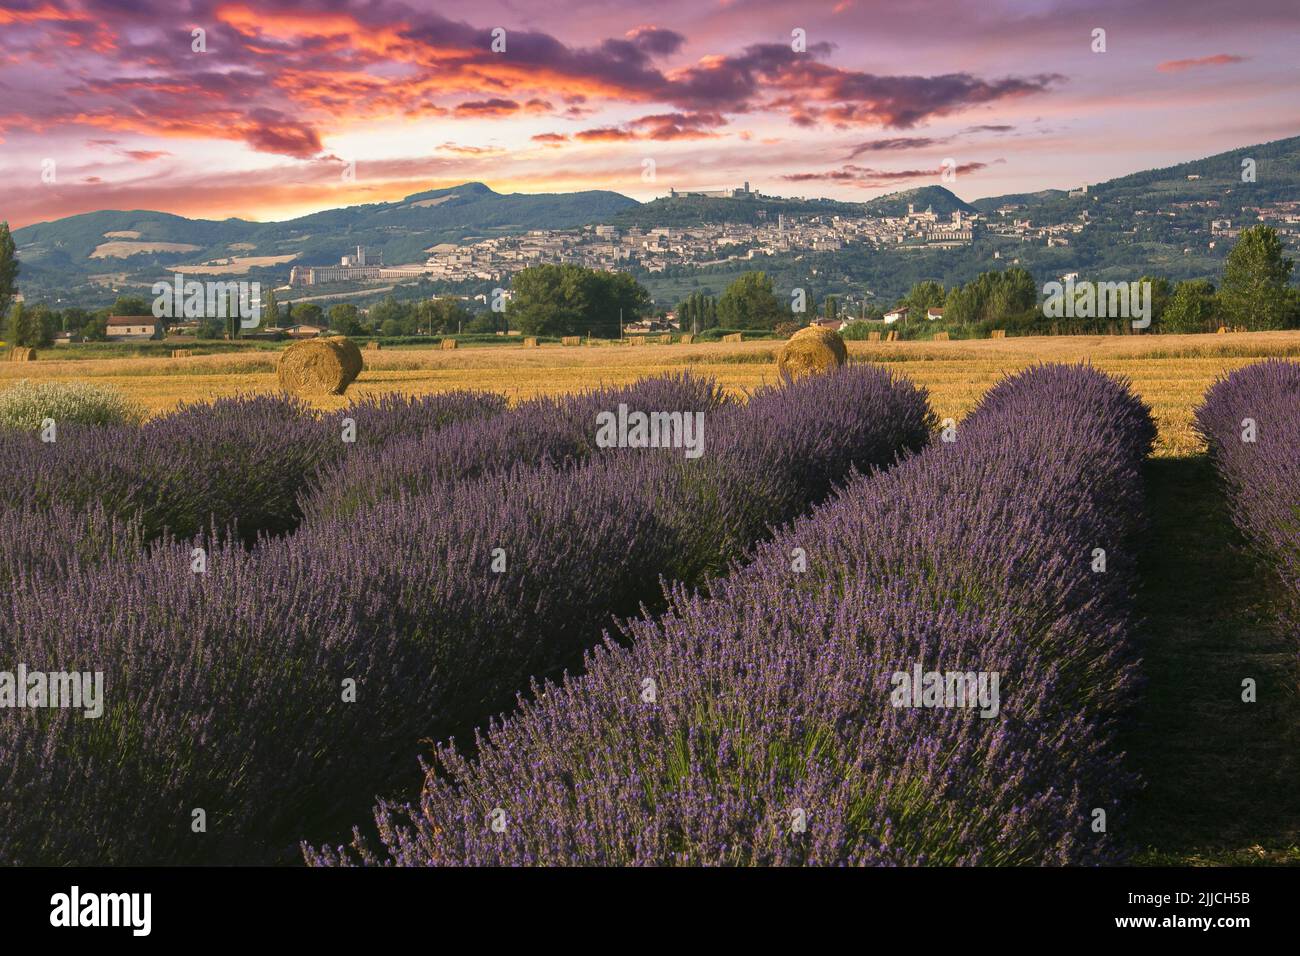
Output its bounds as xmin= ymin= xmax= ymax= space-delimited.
xmin=292 ymin=302 xmax=324 ymax=326
xmin=80 ymin=315 xmax=108 ymax=342
xmin=506 ymin=264 xmax=649 ymax=337
xmin=110 ymin=295 xmax=152 ymax=316
xmin=464 ymin=312 xmax=498 ymax=334
xmin=674 ymin=291 xmax=718 ymax=333
xmin=1219 ymin=226 xmax=1296 ymax=330
xmin=196 ymin=317 xmax=224 ymax=340
xmin=716 ymin=271 xmax=785 ymax=330
xmin=942 ymin=268 xmax=1037 ymax=325
xmin=415 ymin=296 xmax=473 ymax=334
xmin=1160 ymin=279 xmax=1220 ymax=333
xmin=327 ymin=302 xmax=364 ymax=335
xmin=0 ymin=380 xmax=142 ymax=430
xmin=0 ymin=221 xmax=17 ymax=322
xmin=5 ymin=303 xmax=47 ymax=348
xmin=839 ymin=320 xmax=884 ymax=340
xmin=260 ymin=287 xmax=280 ymax=329
xmin=902 ymin=280 xmax=947 ymax=321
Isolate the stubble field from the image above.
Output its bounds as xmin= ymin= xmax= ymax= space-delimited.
xmin=9 ymin=330 xmax=1300 ymax=456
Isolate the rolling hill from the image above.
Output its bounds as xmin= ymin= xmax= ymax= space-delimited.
xmin=12 ymin=182 xmax=639 ymax=299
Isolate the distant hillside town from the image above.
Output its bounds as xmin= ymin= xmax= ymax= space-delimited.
xmin=289 ymin=190 xmax=982 ymax=288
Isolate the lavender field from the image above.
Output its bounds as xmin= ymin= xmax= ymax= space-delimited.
xmin=1 ymin=361 xmax=1296 ymax=867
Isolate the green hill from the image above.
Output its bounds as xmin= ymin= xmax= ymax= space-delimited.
xmin=12 ymin=182 xmax=638 ymax=300
xmin=610 ymin=184 xmax=975 ymax=229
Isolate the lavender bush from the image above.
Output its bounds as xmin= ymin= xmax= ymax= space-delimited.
xmin=339 ymin=389 xmax=507 ymax=450
xmin=307 ymin=364 xmax=1153 ymax=867
xmin=1195 ymin=359 xmax=1300 ymax=634
xmin=303 ymin=372 xmax=732 ymax=518
xmin=0 ymin=501 xmax=145 ymax=593
xmin=0 ymin=390 xmax=501 ymax=547
xmin=0 ymin=365 xmax=930 ymax=865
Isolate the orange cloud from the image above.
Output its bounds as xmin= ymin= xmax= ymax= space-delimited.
xmin=1157 ymin=54 xmax=1247 ymax=72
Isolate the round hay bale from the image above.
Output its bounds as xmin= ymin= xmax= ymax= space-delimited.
xmin=324 ymin=335 xmax=364 ymax=381
xmin=776 ymin=326 xmax=847 ymax=381
xmin=10 ymin=347 xmax=36 ymax=362
xmin=277 ymin=339 xmax=355 ymax=396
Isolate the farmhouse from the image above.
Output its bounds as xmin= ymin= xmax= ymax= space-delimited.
xmin=882 ymin=308 xmax=907 ymax=324
xmin=926 ymin=308 xmax=945 ymax=321
xmin=106 ymin=316 xmax=163 ymax=341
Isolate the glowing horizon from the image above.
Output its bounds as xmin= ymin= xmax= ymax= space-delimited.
xmin=2 ymin=0 xmax=1297 ymax=229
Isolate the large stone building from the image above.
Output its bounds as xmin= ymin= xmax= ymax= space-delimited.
xmin=668 ymin=182 xmax=759 ymax=200
xmin=290 ymin=246 xmax=385 ymax=286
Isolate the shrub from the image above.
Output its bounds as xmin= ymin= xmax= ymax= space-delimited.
xmin=0 ymin=365 xmax=932 ymax=865
xmin=1195 ymin=359 xmax=1300 ymax=630
xmin=0 ymin=380 xmax=142 ymax=430
xmin=308 ymin=364 xmax=1153 ymax=867
xmin=339 ymin=390 xmax=507 ymax=450
xmin=303 ymin=372 xmax=732 ymax=519
xmin=0 ymin=501 xmax=144 ymax=593
xmin=0 ymin=390 xmax=502 ymax=548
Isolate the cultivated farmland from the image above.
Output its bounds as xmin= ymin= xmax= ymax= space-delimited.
xmin=8 ymin=331 xmax=1300 ymax=455
xmin=1 ymin=352 xmax=1297 ymax=867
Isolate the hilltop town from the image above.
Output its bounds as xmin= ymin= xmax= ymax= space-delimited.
xmin=290 ymin=193 xmax=981 ymax=288
xmin=286 ymin=185 xmax=1300 ymax=290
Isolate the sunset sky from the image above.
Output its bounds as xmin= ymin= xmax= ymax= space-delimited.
xmin=1 ymin=0 xmax=1297 ymax=228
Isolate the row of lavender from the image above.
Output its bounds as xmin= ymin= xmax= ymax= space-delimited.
xmin=0 ymin=375 xmax=734 ymax=592
xmin=1196 ymin=360 xmax=1300 ymax=650
xmin=0 ymin=374 xmax=732 ymax=552
xmin=309 ymin=364 xmax=1155 ymax=866
xmin=1 ymin=366 xmax=932 ymax=864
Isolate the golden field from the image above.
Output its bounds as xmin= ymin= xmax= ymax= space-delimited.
xmin=7 ymin=331 xmax=1300 ymax=457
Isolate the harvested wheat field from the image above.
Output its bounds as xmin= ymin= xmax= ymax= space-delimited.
xmin=7 ymin=330 xmax=1300 ymax=456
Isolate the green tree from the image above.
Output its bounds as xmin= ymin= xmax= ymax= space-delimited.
xmin=1138 ymin=275 xmax=1172 ymax=328
xmin=80 ymin=314 xmax=108 ymax=342
xmin=111 ymin=295 xmax=152 ymax=316
xmin=292 ymin=302 xmax=324 ymax=327
xmin=30 ymin=304 xmax=57 ymax=347
xmin=326 ymin=303 xmax=363 ymax=334
xmin=416 ymin=296 xmax=473 ymax=334
xmin=367 ymin=296 xmax=412 ymax=334
xmin=0 ymin=222 xmax=18 ymax=324
xmin=716 ymin=271 xmax=783 ymax=330
xmin=465 ymin=312 xmax=496 ymax=334
xmin=61 ymin=307 xmax=88 ymax=335
xmin=507 ymin=264 xmax=649 ymax=337
xmin=5 ymin=303 xmax=44 ymax=348
xmin=942 ymin=269 xmax=1037 ymax=325
xmin=196 ymin=317 xmax=223 ymax=340
xmin=902 ymin=280 xmax=946 ymax=322
xmin=260 ymin=287 xmax=281 ymax=329
xmin=1160 ymin=279 xmax=1219 ymax=334
xmin=1220 ymin=226 xmax=1295 ymax=330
